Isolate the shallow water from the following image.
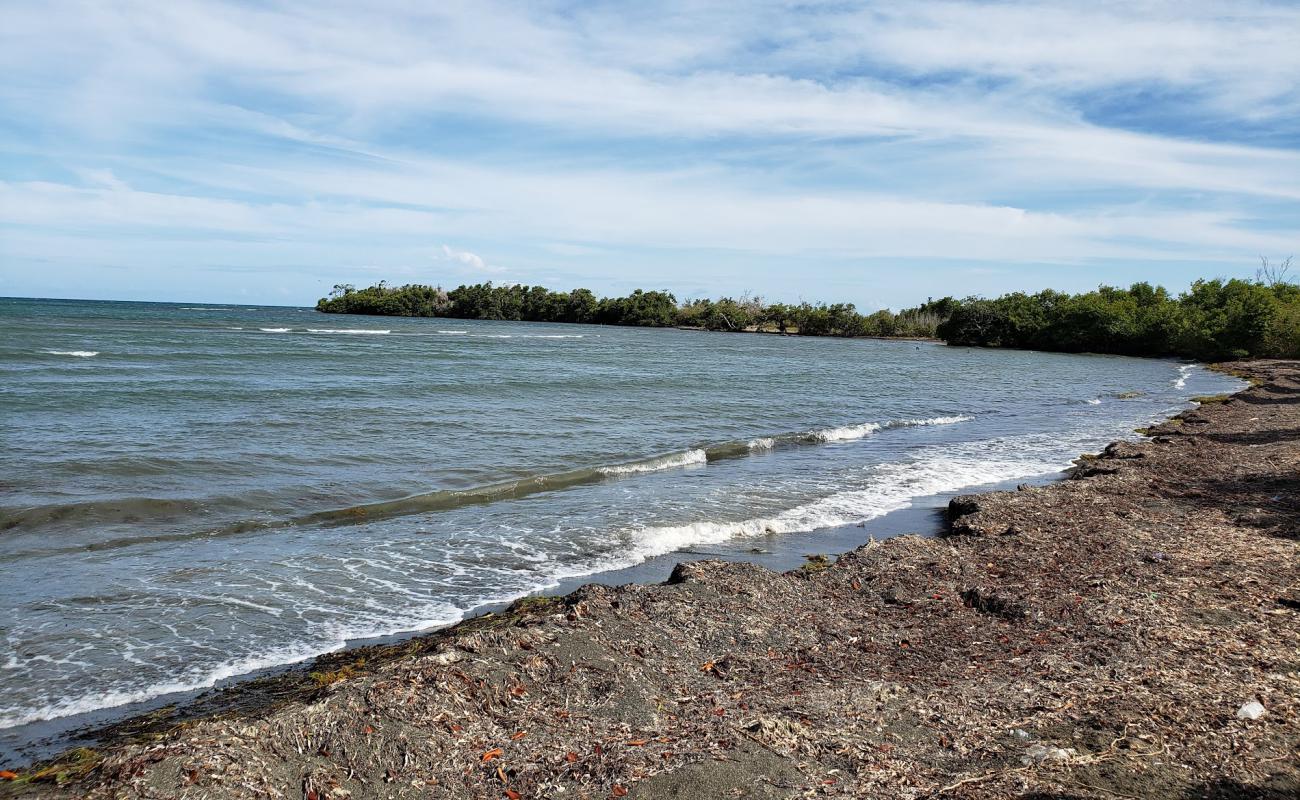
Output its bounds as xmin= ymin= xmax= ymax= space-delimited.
xmin=0 ymin=297 xmax=1239 ymax=744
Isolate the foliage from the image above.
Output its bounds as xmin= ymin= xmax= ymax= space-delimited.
xmin=318 ymin=282 xmax=951 ymax=338
xmin=937 ymin=279 xmax=1300 ymax=360
xmin=317 ymin=273 xmax=1299 ymax=359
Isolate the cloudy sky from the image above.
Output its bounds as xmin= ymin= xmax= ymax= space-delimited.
xmin=2 ymin=1 xmax=1298 ymax=308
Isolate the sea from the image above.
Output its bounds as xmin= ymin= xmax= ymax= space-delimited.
xmin=0 ymin=296 xmax=1242 ymax=761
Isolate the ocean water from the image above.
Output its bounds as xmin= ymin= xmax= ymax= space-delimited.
xmin=0 ymin=297 xmax=1240 ymax=748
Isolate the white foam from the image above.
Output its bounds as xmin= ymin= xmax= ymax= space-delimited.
xmin=620 ymin=443 xmax=1068 ymax=565
xmin=43 ymin=350 xmax=98 ymax=358
xmin=437 ymin=330 xmax=468 ymax=334
xmin=598 ymin=449 xmax=707 ymax=476
xmin=259 ymin=327 xmax=291 ymax=333
xmin=900 ymin=415 xmax=974 ymax=427
xmin=1173 ymin=364 xmax=1195 ymax=389
xmin=809 ymin=422 xmax=883 ymax=442
xmin=0 ymin=603 xmax=466 ymax=730
xmin=747 ymin=437 xmax=776 ymax=450
xmin=306 ymin=328 xmax=391 ymax=335
xmin=807 ymin=414 xmax=970 ymax=443
xmin=1086 ymin=398 xmax=1102 ymax=405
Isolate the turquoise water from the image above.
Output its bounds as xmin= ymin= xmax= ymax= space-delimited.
xmin=0 ymin=297 xmax=1240 ymax=743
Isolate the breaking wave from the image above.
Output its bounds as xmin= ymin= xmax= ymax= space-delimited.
xmin=306 ymin=328 xmax=391 ymax=335
xmin=43 ymin=350 xmax=98 ymax=358
xmin=597 ymin=449 xmax=707 ymax=475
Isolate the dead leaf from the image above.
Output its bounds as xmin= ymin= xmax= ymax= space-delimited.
xmin=511 ymin=731 xmax=527 ymax=741
xmin=0 ymin=771 xmax=18 ymax=780
xmin=612 ymin=785 xmax=629 ymax=797
xmin=505 ymin=790 xmax=521 ymax=800
xmin=565 ymin=752 xmax=578 ymax=763
xmin=482 ymin=748 xmax=504 ymax=763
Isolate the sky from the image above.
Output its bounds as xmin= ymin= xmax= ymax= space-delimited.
xmin=1 ymin=1 xmax=1298 ymax=310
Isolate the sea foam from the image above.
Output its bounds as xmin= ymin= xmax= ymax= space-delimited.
xmin=597 ymin=449 xmax=707 ymax=476
xmin=43 ymin=350 xmax=98 ymax=358
xmin=306 ymin=328 xmax=391 ymax=335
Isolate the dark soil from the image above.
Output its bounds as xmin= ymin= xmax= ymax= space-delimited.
xmin=4 ymin=361 xmax=1298 ymax=799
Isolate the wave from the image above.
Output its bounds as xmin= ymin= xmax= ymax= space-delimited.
xmin=804 ymin=414 xmax=971 ymax=444
xmin=1086 ymin=398 xmax=1102 ymax=405
xmin=0 ymin=587 xmax=472 ymax=730
xmin=306 ymin=328 xmax=391 ymax=335
xmin=1174 ymin=364 xmax=1195 ymax=389
xmin=43 ymin=350 xmax=98 ymax=358
xmin=258 ymin=328 xmax=291 ymax=333
xmin=597 ymin=449 xmax=706 ymax=475
xmin=0 ymin=427 xmax=1047 ymax=731
xmin=6 ymin=415 xmax=975 ymax=546
xmin=615 ymin=440 xmax=1068 ymax=566
xmin=179 ymin=307 xmax=234 ymax=311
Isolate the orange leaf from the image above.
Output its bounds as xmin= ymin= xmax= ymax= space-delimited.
xmin=565 ymin=751 xmax=578 ymax=763
xmin=505 ymin=790 xmax=521 ymax=800
xmin=362 ymin=724 xmax=375 ymax=734
xmin=510 ymin=730 xmax=527 ymax=740
xmin=626 ymin=739 xmax=648 ymax=746
xmin=611 ymin=786 xmax=629 ymax=797
xmin=699 ymin=661 xmax=714 ymax=672
xmin=482 ymin=748 xmax=505 ymax=763
xmin=0 ymin=771 xmax=17 ymax=780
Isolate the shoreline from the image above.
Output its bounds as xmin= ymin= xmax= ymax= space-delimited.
xmin=5 ymin=361 xmax=1298 ymax=797
xmin=0 ymin=471 xmax=1063 ymax=768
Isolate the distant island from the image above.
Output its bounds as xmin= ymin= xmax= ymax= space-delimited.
xmin=319 ymin=270 xmax=1299 ymax=361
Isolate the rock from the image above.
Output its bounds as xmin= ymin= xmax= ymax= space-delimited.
xmin=947 ymin=495 xmax=982 ymax=520
xmin=947 ymin=495 xmax=987 ymax=535
xmin=1236 ymin=701 xmax=1266 ymax=720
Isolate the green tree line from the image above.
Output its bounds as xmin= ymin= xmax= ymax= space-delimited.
xmin=317 ymin=270 xmax=1299 ymax=360
xmin=317 ymin=281 xmax=947 ymax=338
xmin=937 ymin=278 xmax=1300 ymax=360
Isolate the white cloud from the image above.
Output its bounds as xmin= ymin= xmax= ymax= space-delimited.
xmin=438 ymin=244 xmax=504 ymax=274
xmin=0 ymin=1 xmax=1297 ymax=303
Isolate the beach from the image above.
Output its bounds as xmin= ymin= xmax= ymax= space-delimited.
xmin=4 ymin=359 xmax=1296 ymax=797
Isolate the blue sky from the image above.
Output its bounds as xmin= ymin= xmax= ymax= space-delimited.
xmin=1 ymin=1 xmax=1298 ymax=310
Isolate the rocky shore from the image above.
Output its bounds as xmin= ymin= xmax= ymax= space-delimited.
xmin=5 ymin=361 xmax=1298 ymax=799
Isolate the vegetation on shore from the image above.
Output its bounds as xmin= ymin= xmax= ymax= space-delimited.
xmin=317 ymin=281 xmax=951 ymax=338
xmin=937 ymin=273 xmax=1300 ymax=361
xmin=318 ymin=260 xmax=1299 ymax=360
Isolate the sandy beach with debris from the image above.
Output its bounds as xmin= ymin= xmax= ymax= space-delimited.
xmin=5 ymin=361 xmax=1298 ymax=799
